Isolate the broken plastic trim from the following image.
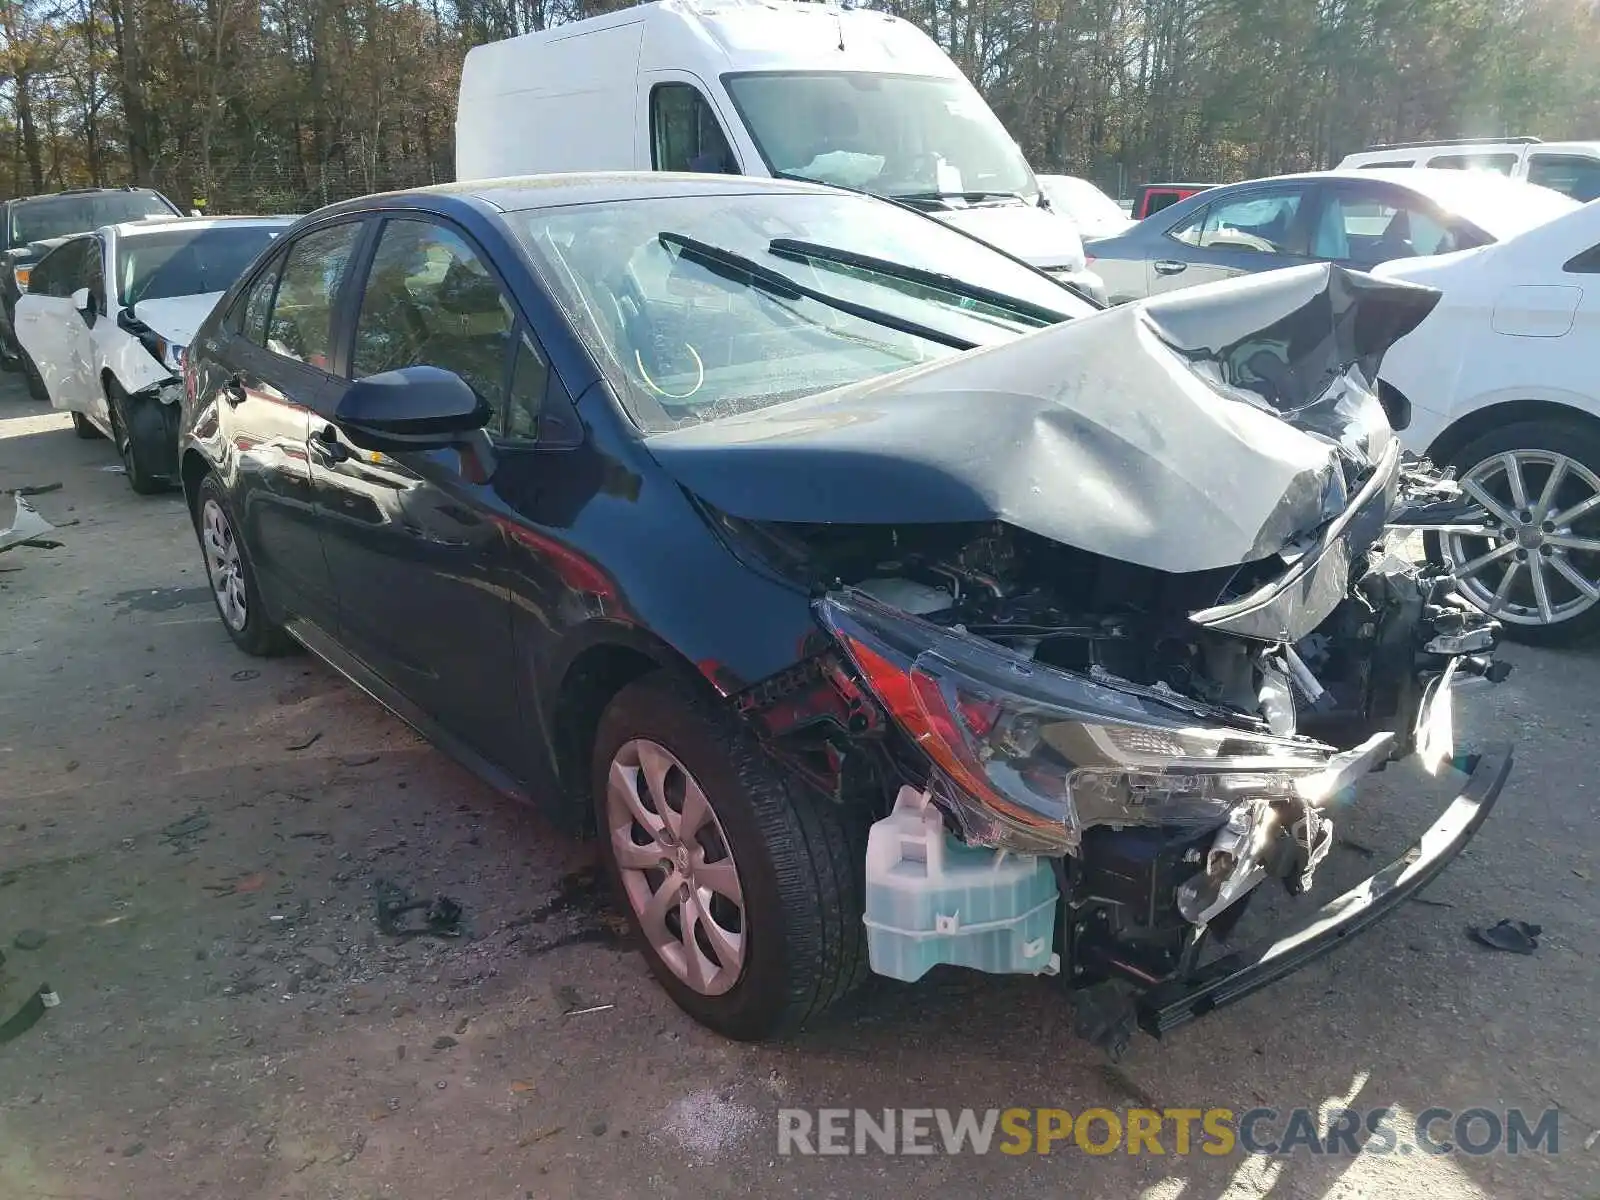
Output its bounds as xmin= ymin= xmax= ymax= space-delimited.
xmin=0 ymin=493 xmax=55 ymax=553
xmin=1136 ymin=744 xmax=1512 ymax=1036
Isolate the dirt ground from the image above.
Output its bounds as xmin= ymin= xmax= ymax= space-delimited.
xmin=1 ymin=376 xmax=1596 ymax=1200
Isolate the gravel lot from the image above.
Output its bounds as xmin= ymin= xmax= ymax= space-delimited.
xmin=1 ymin=376 xmax=1596 ymax=1200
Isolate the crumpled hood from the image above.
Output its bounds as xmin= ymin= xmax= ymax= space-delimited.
xmin=130 ymin=292 xmax=223 ymax=346
xmin=928 ymin=203 xmax=1087 ymax=272
xmin=647 ymin=264 xmax=1439 ymax=576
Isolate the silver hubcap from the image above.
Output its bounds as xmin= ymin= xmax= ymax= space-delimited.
xmin=606 ymin=739 xmax=745 ymax=996
xmin=1446 ymin=450 xmax=1600 ymax=627
xmin=201 ymin=498 xmax=249 ymax=632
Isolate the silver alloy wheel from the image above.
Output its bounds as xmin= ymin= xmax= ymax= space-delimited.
xmin=605 ymin=738 xmax=746 ymax=996
xmin=201 ymin=498 xmax=249 ymax=632
xmin=1445 ymin=450 xmax=1600 ymax=627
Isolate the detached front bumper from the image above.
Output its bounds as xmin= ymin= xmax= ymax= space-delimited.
xmin=1136 ymin=742 xmax=1512 ymax=1036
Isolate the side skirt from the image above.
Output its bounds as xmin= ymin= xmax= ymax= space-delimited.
xmin=283 ymin=615 xmax=533 ymax=807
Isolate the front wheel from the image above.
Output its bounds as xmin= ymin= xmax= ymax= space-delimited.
xmin=1430 ymin=418 xmax=1600 ymax=646
xmin=107 ymin=378 xmax=171 ymax=495
xmin=591 ymin=674 xmax=868 ymax=1040
xmin=193 ymin=473 xmax=293 ymax=657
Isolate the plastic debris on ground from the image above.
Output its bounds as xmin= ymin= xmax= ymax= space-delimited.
xmin=1467 ymin=919 xmax=1542 ymax=954
xmin=0 ymin=493 xmax=56 ymax=554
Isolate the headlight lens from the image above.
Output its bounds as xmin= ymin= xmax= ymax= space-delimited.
xmin=818 ymin=590 xmax=1339 ymax=853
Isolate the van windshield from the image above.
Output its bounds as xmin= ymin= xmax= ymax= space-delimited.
xmin=514 ymin=190 xmax=1089 ymax=432
xmin=723 ymin=71 xmax=1037 ymax=204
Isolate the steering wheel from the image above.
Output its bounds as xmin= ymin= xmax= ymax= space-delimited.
xmin=602 ymin=272 xmax=705 ymax=402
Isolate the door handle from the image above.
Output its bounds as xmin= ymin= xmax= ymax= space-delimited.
xmin=223 ymin=373 xmax=246 ymax=406
xmin=311 ymin=423 xmax=351 ymax=465
xmin=1153 ymin=259 xmax=1189 ymax=276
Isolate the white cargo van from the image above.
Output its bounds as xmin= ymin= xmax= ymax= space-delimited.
xmin=455 ymin=0 xmax=1106 ymax=301
xmin=1336 ymin=137 xmax=1600 ymax=202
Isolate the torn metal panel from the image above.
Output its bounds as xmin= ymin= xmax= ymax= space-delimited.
xmin=0 ymin=493 xmax=56 ymax=553
xmin=646 ymin=264 xmax=1441 ymax=575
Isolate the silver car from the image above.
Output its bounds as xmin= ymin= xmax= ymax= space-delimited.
xmin=1087 ymin=168 xmax=1577 ymax=304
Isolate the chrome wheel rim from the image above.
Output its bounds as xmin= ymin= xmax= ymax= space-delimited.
xmin=201 ymin=498 xmax=249 ymax=632
xmin=1445 ymin=450 xmax=1600 ymax=627
xmin=605 ymin=738 xmax=746 ymax=996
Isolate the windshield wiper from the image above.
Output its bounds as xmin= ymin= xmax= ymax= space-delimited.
xmin=892 ymin=190 xmax=1029 ymax=206
xmin=767 ymin=238 xmax=1066 ymax=328
xmin=656 ymin=231 xmax=976 ymax=351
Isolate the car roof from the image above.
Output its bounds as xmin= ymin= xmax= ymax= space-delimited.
xmin=8 ymin=186 xmax=165 ymax=208
xmin=1195 ymin=167 xmax=1562 ymax=207
xmin=106 ymin=214 xmax=297 ymax=238
xmin=314 ymin=171 xmax=842 ymax=220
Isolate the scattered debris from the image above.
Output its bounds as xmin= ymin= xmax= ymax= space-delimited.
xmin=12 ymin=482 xmax=62 ymax=496
xmin=565 ymin=1004 xmax=615 ymax=1018
xmin=1336 ymin=836 xmax=1377 ymax=859
xmin=0 ymin=494 xmax=56 ymax=554
xmin=0 ymin=984 xmax=60 ymax=1045
xmin=121 ymin=1141 xmax=146 ymax=1158
xmin=1468 ymin=919 xmax=1542 ymax=954
xmin=510 ymin=1081 xmax=535 ymax=1094
xmin=205 ymin=872 xmax=270 ymax=897
xmin=516 ymin=1126 xmax=563 ymax=1147
xmin=231 ymin=669 xmax=260 ymax=682
xmin=286 ymin=731 xmax=323 ymax=752
xmin=13 ymin=929 xmax=47 ymax=951
xmin=161 ymin=813 xmax=211 ymax=843
xmin=98 ymin=463 xmax=127 ymax=474
xmin=432 ymin=1035 xmax=458 ymax=1050
xmin=374 ymin=880 xmax=464 ymax=940
xmin=340 ymin=754 xmax=380 ymax=767
xmin=1408 ymin=895 xmax=1454 ymax=909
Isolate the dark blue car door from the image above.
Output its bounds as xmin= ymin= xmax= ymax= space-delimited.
xmin=306 ymin=214 xmax=535 ymax=779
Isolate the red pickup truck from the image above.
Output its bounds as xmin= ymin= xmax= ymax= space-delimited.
xmin=1131 ymin=182 xmax=1216 ymax=220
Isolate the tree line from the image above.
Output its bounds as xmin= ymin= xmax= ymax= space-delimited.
xmin=0 ymin=0 xmax=1596 ymax=212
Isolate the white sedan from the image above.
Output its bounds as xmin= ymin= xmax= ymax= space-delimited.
xmin=14 ymin=215 xmax=292 ymax=492
xmin=1376 ymin=198 xmax=1600 ymax=644
xmin=1036 ymin=173 xmax=1135 ymax=240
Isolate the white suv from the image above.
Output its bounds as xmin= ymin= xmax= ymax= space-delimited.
xmin=1336 ymin=137 xmax=1600 ymax=202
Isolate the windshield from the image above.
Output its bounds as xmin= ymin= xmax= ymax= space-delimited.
xmin=119 ymin=225 xmax=287 ymax=308
xmin=722 ymin=71 xmax=1037 ymax=204
xmin=513 ymin=191 xmax=1089 ymax=433
xmin=10 ymin=192 xmax=175 ymax=246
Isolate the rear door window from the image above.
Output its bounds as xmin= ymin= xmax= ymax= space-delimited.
xmin=650 ymin=83 xmax=738 ymax=174
xmin=1312 ymin=185 xmax=1466 ymax=266
xmin=1527 ymin=154 xmax=1600 ymax=203
xmin=263 ymin=222 xmax=363 ymax=371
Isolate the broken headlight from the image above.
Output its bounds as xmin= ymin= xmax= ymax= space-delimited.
xmin=819 ymin=590 xmax=1340 ymax=854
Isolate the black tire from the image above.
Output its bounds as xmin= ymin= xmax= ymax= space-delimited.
xmin=106 ymin=377 xmax=170 ymax=495
xmin=192 ymin=472 xmax=294 ymax=657
xmin=70 ymin=410 xmax=103 ymax=440
xmin=1429 ymin=417 xmax=1600 ymax=647
xmin=18 ymin=347 xmax=47 ymax=401
xmin=591 ymin=673 xmax=868 ymax=1040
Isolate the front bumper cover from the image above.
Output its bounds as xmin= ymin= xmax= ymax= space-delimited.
xmin=1136 ymin=742 xmax=1512 ymax=1036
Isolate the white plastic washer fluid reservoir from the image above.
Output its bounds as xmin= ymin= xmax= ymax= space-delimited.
xmin=863 ymin=786 xmax=1060 ymax=982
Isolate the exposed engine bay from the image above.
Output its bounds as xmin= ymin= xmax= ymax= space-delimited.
xmin=691 ymin=264 xmax=1516 ymax=1051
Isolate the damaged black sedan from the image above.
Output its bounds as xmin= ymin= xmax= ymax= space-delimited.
xmin=176 ymin=174 xmax=1512 ymax=1043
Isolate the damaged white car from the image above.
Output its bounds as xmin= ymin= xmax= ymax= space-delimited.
xmin=14 ymin=215 xmax=292 ymax=492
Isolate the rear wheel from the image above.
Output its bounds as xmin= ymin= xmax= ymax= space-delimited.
xmin=591 ymin=674 xmax=868 ymax=1040
xmin=70 ymin=411 xmax=103 ymax=440
xmin=1430 ymin=418 xmax=1600 ymax=646
xmin=194 ymin=472 xmax=293 ymax=657
xmin=106 ymin=377 xmax=170 ymax=495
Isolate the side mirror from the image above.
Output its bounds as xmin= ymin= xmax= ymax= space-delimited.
xmin=334 ymin=365 xmax=490 ymax=451
xmin=71 ymin=286 xmax=92 ymax=312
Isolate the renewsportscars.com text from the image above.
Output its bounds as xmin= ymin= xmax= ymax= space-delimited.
xmin=776 ymin=1107 xmax=1562 ymax=1157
